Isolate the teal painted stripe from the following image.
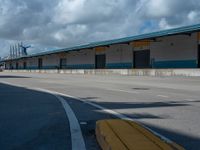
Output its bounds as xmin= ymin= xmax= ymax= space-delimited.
xmin=18 ymin=64 xmax=95 ymax=69
xmin=42 ymin=66 xmax=59 ymax=69
xmin=26 ymin=66 xmax=58 ymax=69
xmin=67 ymin=64 xmax=95 ymax=69
xmin=106 ymin=63 xmax=132 ymax=69
xmin=27 ymin=66 xmax=38 ymax=69
xmin=153 ymin=60 xmax=197 ymax=68
xmin=12 ymin=66 xmax=36 ymax=70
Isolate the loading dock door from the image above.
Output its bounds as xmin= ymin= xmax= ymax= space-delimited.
xmin=198 ymin=45 xmax=200 ymax=68
xmin=134 ymin=50 xmax=150 ymax=68
xmin=60 ymin=58 xmax=67 ymax=69
xmin=16 ymin=63 xmax=18 ymax=69
xmin=10 ymin=63 xmax=13 ymax=69
xmin=38 ymin=58 xmax=43 ymax=69
xmin=23 ymin=62 xmax=27 ymax=69
xmin=95 ymin=54 xmax=106 ymax=69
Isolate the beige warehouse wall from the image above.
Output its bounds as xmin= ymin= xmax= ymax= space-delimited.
xmin=42 ymin=54 xmax=61 ymax=68
xmin=106 ymin=44 xmax=133 ymax=68
xmin=106 ymin=44 xmax=132 ymax=63
xmin=150 ymin=33 xmax=198 ymax=68
xmin=67 ymin=49 xmax=95 ymax=68
xmin=151 ymin=33 xmax=198 ymax=61
xmin=18 ymin=60 xmax=25 ymax=69
xmin=26 ymin=57 xmax=38 ymax=69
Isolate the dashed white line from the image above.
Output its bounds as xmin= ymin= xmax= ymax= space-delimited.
xmin=157 ymin=95 xmax=169 ymax=98
xmin=184 ymin=99 xmax=195 ymax=102
xmin=105 ymin=88 xmax=140 ymax=94
xmin=80 ymin=122 xmax=87 ymax=125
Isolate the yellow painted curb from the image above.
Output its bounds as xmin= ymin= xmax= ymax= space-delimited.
xmin=96 ymin=119 xmax=185 ymax=150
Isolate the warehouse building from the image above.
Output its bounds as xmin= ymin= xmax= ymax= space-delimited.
xmin=2 ymin=24 xmax=200 ymax=70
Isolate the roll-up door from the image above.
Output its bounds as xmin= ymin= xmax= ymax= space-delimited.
xmin=95 ymin=54 xmax=106 ymax=69
xmin=38 ymin=58 xmax=43 ymax=69
xmin=60 ymin=58 xmax=67 ymax=69
xmin=134 ymin=50 xmax=150 ymax=68
xmin=23 ymin=62 xmax=27 ymax=69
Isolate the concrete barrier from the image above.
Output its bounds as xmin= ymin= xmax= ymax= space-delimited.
xmin=96 ymin=119 xmax=185 ymax=150
xmin=3 ymin=69 xmax=200 ymax=77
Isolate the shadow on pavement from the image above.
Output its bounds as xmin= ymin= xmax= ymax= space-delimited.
xmin=143 ymin=123 xmax=200 ymax=150
xmin=79 ymin=98 xmax=196 ymax=110
xmin=0 ymin=75 xmax=31 ymax=78
xmin=132 ymin=87 xmax=150 ymax=90
xmin=77 ymin=96 xmax=200 ymax=150
xmin=0 ymin=83 xmax=70 ymax=150
xmin=0 ymin=82 xmax=199 ymax=150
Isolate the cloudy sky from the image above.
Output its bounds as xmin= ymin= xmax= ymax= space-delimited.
xmin=0 ymin=0 xmax=200 ymax=57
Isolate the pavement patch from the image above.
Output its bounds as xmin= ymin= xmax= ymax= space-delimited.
xmin=96 ymin=119 xmax=185 ymax=150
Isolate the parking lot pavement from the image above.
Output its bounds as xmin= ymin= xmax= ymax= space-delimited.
xmin=1 ymin=72 xmax=200 ymax=150
xmin=0 ymin=82 xmax=114 ymax=150
xmin=0 ymin=83 xmax=71 ymax=150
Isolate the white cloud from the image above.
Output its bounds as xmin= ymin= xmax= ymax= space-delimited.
xmin=159 ymin=18 xmax=174 ymax=29
xmin=144 ymin=0 xmax=171 ymax=18
xmin=187 ymin=11 xmax=200 ymax=23
xmin=0 ymin=0 xmax=200 ymax=57
xmin=53 ymin=0 xmax=86 ymax=24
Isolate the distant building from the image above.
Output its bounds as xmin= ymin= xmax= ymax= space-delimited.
xmin=1 ymin=24 xmax=200 ymax=70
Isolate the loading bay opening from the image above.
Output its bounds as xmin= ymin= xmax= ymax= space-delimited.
xmin=38 ymin=58 xmax=43 ymax=69
xmin=95 ymin=54 xmax=106 ymax=69
xmin=134 ymin=50 xmax=150 ymax=68
xmin=60 ymin=58 xmax=67 ymax=69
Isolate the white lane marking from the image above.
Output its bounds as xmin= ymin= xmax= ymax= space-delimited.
xmin=157 ymin=95 xmax=169 ymax=98
xmin=80 ymin=122 xmax=87 ymax=125
xmin=35 ymin=88 xmax=86 ymax=150
xmin=0 ymin=81 xmax=173 ymax=144
xmin=184 ymin=99 xmax=195 ymax=102
xmin=0 ymin=81 xmax=86 ymax=150
xmin=33 ymin=89 xmax=173 ymax=144
xmin=106 ymin=88 xmax=139 ymax=94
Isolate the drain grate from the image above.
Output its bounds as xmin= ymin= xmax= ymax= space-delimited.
xmin=132 ymin=88 xmax=149 ymax=90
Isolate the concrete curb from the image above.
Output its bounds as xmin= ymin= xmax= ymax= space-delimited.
xmin=3 ymin=69 xmax=200 ymax=77
xmin=96 ymin=119 xmax=185 ymax=150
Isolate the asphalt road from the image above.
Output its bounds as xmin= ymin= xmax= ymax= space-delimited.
xmin=0 ymin=72 xmax=200 ymax=150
